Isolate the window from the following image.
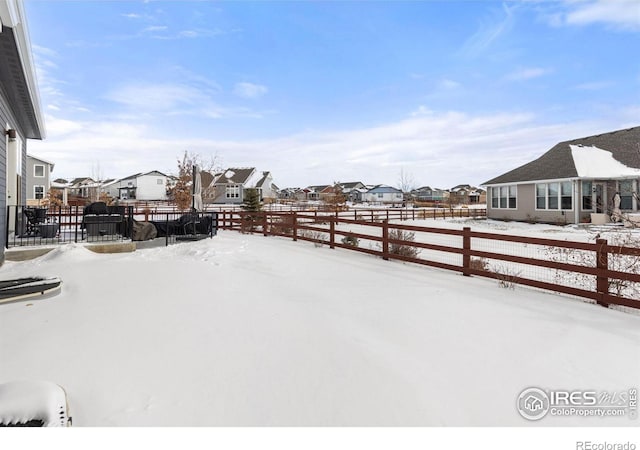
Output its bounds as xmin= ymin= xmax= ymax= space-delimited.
xmin=34 ymin=185 xmax=44 ymax=199
xmin=226 ymin=185 xmax=240 ymax=199
xmin=491 ymin=187 xmax=499 ymax=208
xmin=377 ymin=192 xmax=383 ymax=199
xmin=157 ymin=178 xmax=163 ymax=185
xmin=490 ymin=185 xmax=516 ymax=209
xmin=536 ymin=182 xmax=573 ymax=210
xmin=582 ymin=181 xmax=593 ymax=210
xmin=508 ymin=186 xmax=516 ymax=208
xmin=561 ymin=181 xmax=573 ymax=210
xmin=34 ymin=164 xmax=45 ymax=177
xmin=619 ymin=180 xmax=633 ymax=210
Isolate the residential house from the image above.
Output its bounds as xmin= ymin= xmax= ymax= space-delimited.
xmin=411 ymin=186 xmax=449 ymax=204
xmin=206 ymin=167 xmax=278 ymax=204
xmin=362 ymin=185 xmax=404 ymax=204
xmin=305 ymin=185 xmax=332 ymax=201
xmin=338 ymin=181 xmax=366 ymax=203
xmin=0 ymin=0 xmax=46 ymax=260
xmin=255 ymin=171 xmax=279 ymax=202
xmin=26 ymin=154 xmax=54 ymax=205
xmin=278 ymin=187 xmax=299 ymax=200
xmin=68 ymin=177 xmax=98 ymax=201
xmin=482 ymin=126 xmax=640 ymax=224
xmin=450 ymin=184 xmax=486 ymax=205
xmin=109 ymin=171 xmax=170 ymax=201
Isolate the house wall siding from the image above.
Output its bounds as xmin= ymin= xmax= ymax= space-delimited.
xmin=26 ymin=156 xmax=50 ymax=202
xmin=487 ymin=183 xmax=578 ymax=224
xmin=136 ymin=174 xmax=167 ymax=200
xmin=0 ymin=83 xmax=25 ymax=264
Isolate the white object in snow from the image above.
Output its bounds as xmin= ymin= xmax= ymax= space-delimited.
xmin=0 ymin=381 xmax=71 ymax=427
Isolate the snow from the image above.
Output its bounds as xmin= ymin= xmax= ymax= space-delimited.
xmin=571 ymin=144 xmax=640 ymax=178
xmin=0 ymin=380 xmax=69 ymax=426
xmin=0 ymin=227 xmax=639 ymax=426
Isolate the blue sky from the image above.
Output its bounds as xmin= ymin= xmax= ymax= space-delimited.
xmin=25 ymin=0 xmax=640 ymax=189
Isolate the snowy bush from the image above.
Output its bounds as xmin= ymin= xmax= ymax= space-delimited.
xmin=341 ymin=233 xmax=359 ymax=247
xmin=387 ymin=229 xmax=420 ymax=258
xmin=545 ymin=231 xmax=640 ymax=299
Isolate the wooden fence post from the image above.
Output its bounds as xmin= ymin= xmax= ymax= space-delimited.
xmin=329 ymin=217 xmax=335 ymax=249
xmin=263 ymin=212 xmax=268 ymax=236
xmin=462 ymin=227 xmax=471 ymax=276
xmin=596 ymin=238 xmax=610 ymax=307
xmin=292 ymin=211 xmax=298 ymax=241
xmin=382 ymin=220 xmax=389 ymax=260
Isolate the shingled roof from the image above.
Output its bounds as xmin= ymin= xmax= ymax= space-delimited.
xmin=483 ymin=126 xmax=640 ymax=185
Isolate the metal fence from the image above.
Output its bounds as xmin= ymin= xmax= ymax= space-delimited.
xmin=6 ymin=206 xmax=217 ymax=248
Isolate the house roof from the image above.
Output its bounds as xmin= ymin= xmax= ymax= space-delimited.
xmin=367 ymin=184 xmax=402 ymax=193
xmin=27 ymin=154 xmax=54 ymax=170
xmin=340 ymin=181 xmax=364 ymax=189
xmin=255 ymin=171 xmax=271 ymax=188
xmin=69 ymin=177 xmax=95 ymax=186
xmin=483 ymin=126 xmax=640 ymax=185
xmin=215 ymin=168 xmax=256 ymax=185
xmin=0 ymin=0 xmax=45 ymax=139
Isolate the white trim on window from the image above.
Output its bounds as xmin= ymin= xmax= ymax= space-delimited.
xmin=34 ymin=164 xmax=45 ymax=178
xmin=34 ymin=185 xmax=45 ymax=200
xmin=535 ymin=182 xmax=573 ymax=211
xmin=490 ymin=185 xmax=517 ymax=209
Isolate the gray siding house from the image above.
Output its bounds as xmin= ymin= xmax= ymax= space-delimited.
xmin=483 ymin=127 xmax=640 ymax=224
xmin=26 ymin=154 xmax=54 ymax=204
xmin=0 ymin=0 xmax=45 ymax=261
xmin=206 ymin=168 xmax=278 ymax=204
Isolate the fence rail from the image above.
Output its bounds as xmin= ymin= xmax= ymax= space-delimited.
xmin=218 ymin=210 xmax=640 ymax=310
xmin=6 ymin=206 xmax=217 ymax=248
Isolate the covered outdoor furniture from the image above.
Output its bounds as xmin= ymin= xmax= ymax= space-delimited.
xmin=150 ymin=213 xmax=216 ymax=238
xmin=131 ymin=220 xmax=157 ymax=241
xmin=82 ymin=202 xmax=125 ymax=237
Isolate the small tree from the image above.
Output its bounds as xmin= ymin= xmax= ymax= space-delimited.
xmin=323 ymin=182 xmax=347 ymax=211
xmin=242 ymin=188 xmax=262 ymax=212
xmin=168 ymin=151 xmax=194 ymax=211
xmin=241 ymin=188 xmax=262 ymax=233
xmin=42 ymin=188 xmax=63 ymax=208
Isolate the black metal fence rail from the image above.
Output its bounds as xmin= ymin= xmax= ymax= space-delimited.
xmin=6 ymin=206 xmax=218 ymax=248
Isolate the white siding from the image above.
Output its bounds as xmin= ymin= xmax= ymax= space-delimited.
xmin=136 ymin=174 xmax=167 ymax=200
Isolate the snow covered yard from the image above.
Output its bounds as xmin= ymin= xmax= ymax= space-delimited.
xmin=0 ymin=229 xmax=639 ymax=426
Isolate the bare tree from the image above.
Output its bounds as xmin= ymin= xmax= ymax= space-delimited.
xmin=397 ymin=168 xmax=417 ymax=197
xmin=168 ymin=151 xmax=222 ymax=210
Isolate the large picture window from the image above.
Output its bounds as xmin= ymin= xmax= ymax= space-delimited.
xmin=490 ymin=185 xmax=516 ymax=209
xmin=536 ymin=182 xmax=573 ymax=210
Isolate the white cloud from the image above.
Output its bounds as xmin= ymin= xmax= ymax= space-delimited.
xmin=439 ymin=79 xmax=461 ymax=90
xmin=564 ymin=0 xmax=640 ymax=31
xmin=233 ymin=82 xmax=268 ymax=99
xmin=30 ymin=107 xmax=632 ymax=190
xmin=506 ymin=67 xmax=553 ymax=81
xmin=460 ymin=3 xmax=519 ymax=57
xmin=574 ymin=80 xmax=614 ymax=90
xmin=104 ymin=83 xmax=203 ymax=111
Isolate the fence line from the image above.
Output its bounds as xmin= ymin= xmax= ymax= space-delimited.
xmin=218 ymin=210 xmax=640 ymax=310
